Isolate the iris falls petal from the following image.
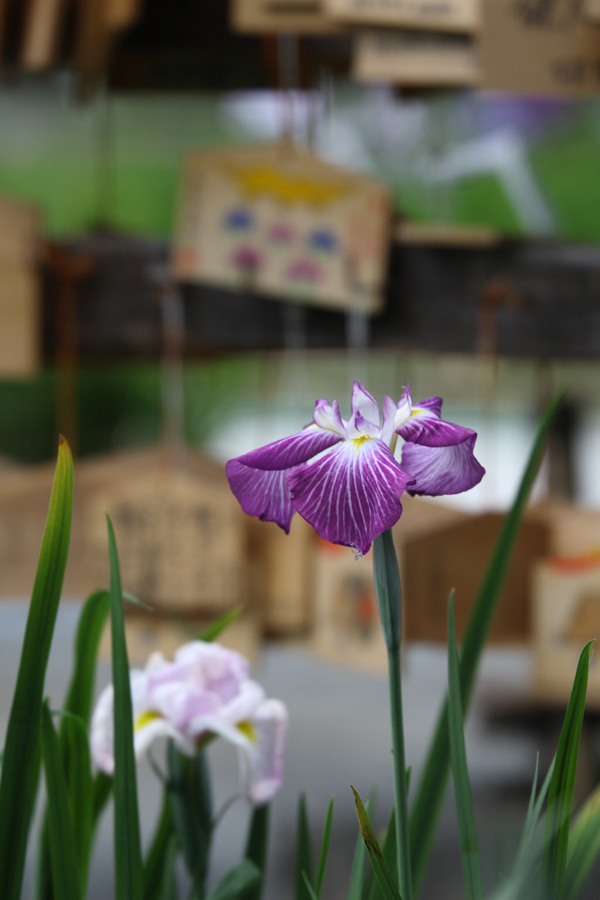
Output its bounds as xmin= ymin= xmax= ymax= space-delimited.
xmin=401 ymin=434 xmax=485 ymax=496
xmin=234 ymin=426 xmax=341 ymax=471
xmin=397 ymin=409 xmax=475 ymax=447
xmin=287 ymin=438 xmax=413 ymax=555
xmin=226 ymin=461 xmax=296 ymax=532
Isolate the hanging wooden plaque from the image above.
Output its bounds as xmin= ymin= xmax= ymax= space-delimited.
xmin=231 ymin=0 xmax=342 ymax=33
xmin=84 ymin=450 xmax=247 ymax=614
xmin=172 ymin=142 xmax=391 ymax=314
xmin=481 ymin=0 xmax=600 ymax=95
xmin=325 ymin=0 xmax=479 ymax=33
xmin=0 ymin=196 xmax=41 ymax=377
xmin=353 ymin=30 xmax=481 ymax=86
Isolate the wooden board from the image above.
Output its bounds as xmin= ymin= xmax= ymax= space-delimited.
xmin=231 ymin=0 xmax=343 ymax=33
xmin=325 ymin=0 xmax=479 ymax=33
xmin=481 ymin=0 xmax=600 ymax=96
xmin=172 ymin=142 xmax=391 ymax=314
xmin=533 ymin=558 xmax=600 ymax=708
xmin=402 ymin=512 xmax=551 ymax=643
xmin=100 ymin=608 xmax=261 ymax=665
xmin=353 ymin=30 xmax=481 ymax=86
xmin=21 ymin=0 xmax=65 ymax=70
xmin=0 ymin=264 xmax=40 ymax=377
xmin=85 ymin=454 xmax=247 ymax=614
xmin=249 ymin=516 xmax=315 ymax=636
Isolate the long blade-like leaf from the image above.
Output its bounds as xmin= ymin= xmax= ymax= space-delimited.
xmin=167 ymin=741 xmax=212 ymax=890
xmin=200 ymin=606 xmax=244 ymax=643
xmin=240 ymin=803 xmax=270 ymax=900
xmin=315 ymin=797 xmax=334 ymax=899
xmin=447 ymin=596 xmax=483 ymax=900
xmin=541 ymin=641 xmax=593 ymax=900
xmin=143 ymin=790 xmax=175 ymax=900
xmin=348 ymin=793 xmax=376 ymax=900
xmin=352 ymin=787 xmax=403 ymax=900
xmin=368 ymin=808 xmax=397 ymax=900
xmin=40 ymin=701 xmax=81 ymax=900
xmin=205 ymin=860 xmax=262 ymax=900
xmin=107 ymin=515 xmax=143 ymax=900
xmin=295 ymin=794 xmax=313 ymax=900
xmin=409 ymin=388 xmax=564 ymax=892
xmin=36 ymin=589 xmax=111 ymax=900
xmin=0 ymin=437 xmax=73 ymax=900
xmin=564 ymin=783 xmax=600 ymax=900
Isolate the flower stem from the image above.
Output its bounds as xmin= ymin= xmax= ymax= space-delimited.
xmin=373 ymin=530 xmax=412 ymax=900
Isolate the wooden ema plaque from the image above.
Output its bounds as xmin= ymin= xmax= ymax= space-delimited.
xmin=0 ymin=195 xmax=41 ymax=377
xmin=0 ymin=448 xmax=247 ymax=610
xmin=325 ymin=0 xmax=479 ymax=33
xmin=172 ymin=142 xmax=391 ymax=315
xmin=248 ymin=515 xmax=315 ymax=637
xmin=85 ymin=454 xmax=246 ymax=614
xmin=353 ymin=30 xmax=481 ymax=86
xmin=231 ymin=0 xmax=343 ymax=34
xmin=481 ymin=0 xmax=600 ymax=96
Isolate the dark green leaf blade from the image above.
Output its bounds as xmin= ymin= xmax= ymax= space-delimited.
xmin=295 ymin=794 xmax=314 ymax=900
xmin=0 ymin=437 xmax=73 ymax=900
xmin=368 ymin=808 xmax=397 ymax=900
xmin=352 ymin=787 xmax=403 ymax=900
xmin=240 ymin=803 xmax=270 ymax=900
xmin=205 ymin=861 xmax=262 ymax=900
xmin=312 ymin=796 xmax=334 ymax=898
xmin=447 ymin=596 xmax=483 ymax=900
xmin=40 ymin=701 xmax=81 ymax=900
xmin=409 ymin=388 xmax=565 ymax=893
xmin=564 ymin=783 xmax=600 ymax=900
xmin=107 ymin=514 xmax=143 ymax=900
xmin=200 ymin=606 xmax=244 ymax=643
xmin=541 ymin=640 xmax=593 ymax=900
xmin=167 ymin=741 xmax=212 ymax=890
xmin=143 ymin=789 xmax=175 ymax=900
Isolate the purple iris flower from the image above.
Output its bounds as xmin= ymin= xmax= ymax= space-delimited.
xmin=227 ymin=382 xmax=484 ymax=556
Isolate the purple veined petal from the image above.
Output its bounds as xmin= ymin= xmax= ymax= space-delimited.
xmin=400 ymin=433 xmax=485 ymax=496
xmin=415 ymin=395 xmax=443 ymax=417
xmin=226 ymin=460 xmax=296 ymax=533
xmin=241 ymin=699 xmax=289 ymax=806
xmin=397 ymin=403 xmax=476 ymax=448
xmin=287 ymin=438 xmax=413 ymax=556
xmin=232 ymin=425 xmax=341 ymax=471
xmin=351 ymin=381 xmax=381 ymax=429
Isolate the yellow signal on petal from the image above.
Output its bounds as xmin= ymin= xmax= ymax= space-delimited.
xmin=135 ymin=710 xmax=162 ymax=732
xmin=237 ymin=720 xmax=257 ymax=743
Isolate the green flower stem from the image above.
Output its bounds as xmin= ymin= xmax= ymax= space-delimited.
xmin=373 ymin=530 xmax=412 ymax=900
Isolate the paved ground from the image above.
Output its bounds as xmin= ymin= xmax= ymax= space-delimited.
xmin=0 ymin=602 xmax=597 ymax=900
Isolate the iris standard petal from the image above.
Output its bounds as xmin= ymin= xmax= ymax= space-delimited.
xmin=401 ymin=434 xmax=485 ymax=496
xmin=233 ymin=426 xmax=341 ymax=471
xmin=287 ymin=438 xmax=413 ymax=555
xmin=226 ymin=460 xmax=296 ymax=532
xmin=351 ymin=381 xmax=381 ymax=429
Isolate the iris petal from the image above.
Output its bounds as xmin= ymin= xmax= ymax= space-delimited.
xmin=352 ymin=381 xmax=381 ymax=429
xmin=287 ymin=439 xmax=413 ymax=555
xmin=397 ymin=402 xmax=475 ymax=447
xmin=401 ymin=435 xmax=485 ymax=496
xmin=232 ymin=426 xmax=341 ymax=471
xmin=226 ymin=461 xmax=296 ymax=532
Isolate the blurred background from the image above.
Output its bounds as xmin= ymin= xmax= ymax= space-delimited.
xmin=3 ymin=0 xmax=600 ymax=897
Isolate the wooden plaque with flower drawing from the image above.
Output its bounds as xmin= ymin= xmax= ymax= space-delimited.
xmin=171 ymin=142 xmax=391 ymax=314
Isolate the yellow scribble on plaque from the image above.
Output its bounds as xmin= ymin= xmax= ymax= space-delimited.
xmin=226 ymin=165 xmax=352 ymax=207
